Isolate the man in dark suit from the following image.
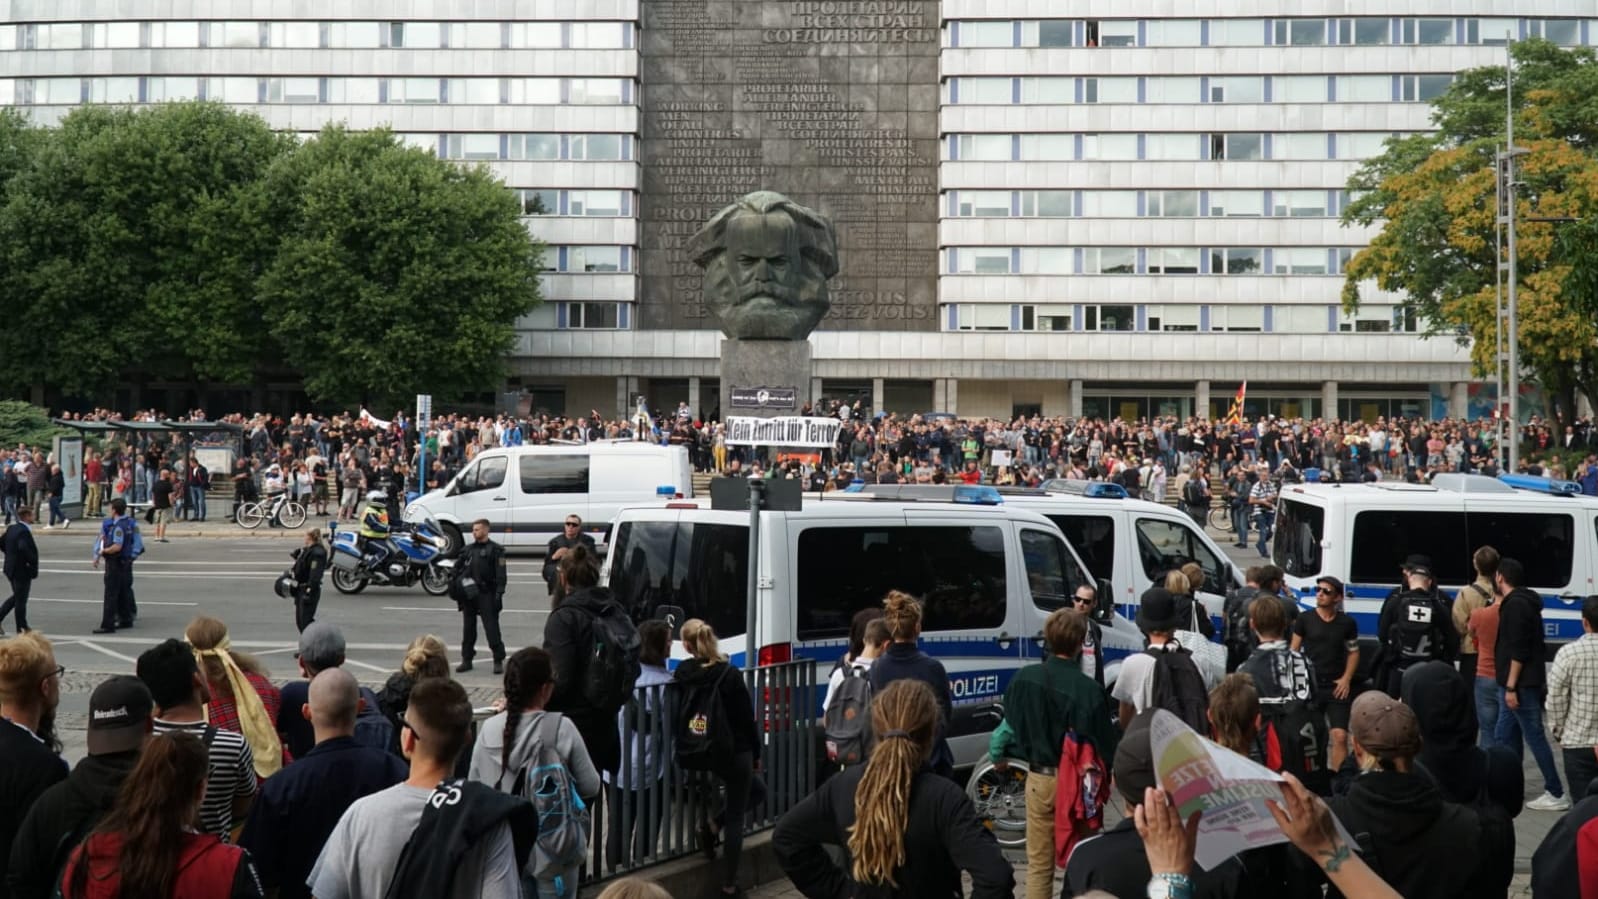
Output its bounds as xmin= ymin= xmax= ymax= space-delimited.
xmin=1 ymin=505 xmax=39 ymax=634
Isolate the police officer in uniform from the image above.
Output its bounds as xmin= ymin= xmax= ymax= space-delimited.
xmin=290 ymin=528 xmax=329 ymax=632
xmin=357 ymin=489 xmax=393 ymax=571
xmin=455 ymin=518 xmax=507 ymax=674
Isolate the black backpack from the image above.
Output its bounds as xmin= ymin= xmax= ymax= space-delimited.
xmin=1148 ymin=645 xmax=1210 ymax=733
xmin=1222 ymin=588 xmax=1259 ymax=671
xmin=673 ymin=665 xmax=735 ymax=771
xmin=1241 ymin=647 xmax=1329 ymax=794
xmin=581 ymin=603 xmax=642 ymax=713
xmin=1183 ymin=478 xmax=1206 ymax=507
xmin=1387 ymin=590 xmax=1448 ymax=663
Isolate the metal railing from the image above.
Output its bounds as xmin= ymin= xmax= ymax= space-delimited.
xmin=584 ymin=657 xmax=819 ymax=884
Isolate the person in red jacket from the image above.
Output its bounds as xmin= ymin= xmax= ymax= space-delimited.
xmin=62 ymin=731 xmax=264 ymax=899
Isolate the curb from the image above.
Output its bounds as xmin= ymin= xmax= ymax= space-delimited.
xmin=580 ymin=830 xmax=784 ymax=898
xmin=32 ymin=528 xmax=302 ymax=540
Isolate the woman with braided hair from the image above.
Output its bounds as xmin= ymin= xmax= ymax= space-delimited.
xmin=468 ymin=646 xmax=600 ymax=898
xmin=772 ymin=679 xmax=1013 ymax=898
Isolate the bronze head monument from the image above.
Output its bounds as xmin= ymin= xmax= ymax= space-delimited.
xmin=686 ymin=190 xmax=839 ymax=340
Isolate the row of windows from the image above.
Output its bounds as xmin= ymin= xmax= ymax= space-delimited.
xmin=948 ymin=16 xmax=1589 ymax=49
xmin=945 ymin=246 xmax=1356 ymax=276
xmin=523 ymin=301 xmax=629 ymax=330
xmin=947 ymin=74 xmax=1452 ymax=105
xmin=410 ymin=132 xmax=633 ymax=161
xmin=947 ymin=131 xmax=1408 ymax=162
xmin=947 ymin=189 xmax=1351 ymax=219
xmin=3 ymin=76 xmax=631 ymax=106
xmin=513 ymin=188 xmax=633 ymax=217
xmin=2 ymin=20 xmax=632 ymax=51
xmin=946 ymin=303 xmax=1417 ymax=333
xmin=538 ymin=245 xmax=632 ymax=273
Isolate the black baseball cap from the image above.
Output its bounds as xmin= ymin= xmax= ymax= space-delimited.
xmin=1315 ymin=576 xmax=1345 ymax=596
xmin=87 ymin=675 xmax=153 ymax=755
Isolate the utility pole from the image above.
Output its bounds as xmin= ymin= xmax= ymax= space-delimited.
xmin=1503 ymin=39 xmax=1522 ymax=473
xmin=1494 ymin=141 xmax=1505 ymax=465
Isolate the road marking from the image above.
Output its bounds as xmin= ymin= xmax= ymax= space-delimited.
xmin=33 ymin=597 xmax=198 ymax=606
xmin=78 ymin=640 xmax=140 ymax=665
xmin=41 ymin=569 xmax=277 ymax=580
xmin=43 ymin=634 xmax=448 ymax=652
xmin=253 ymin=646 xmax=299 ymax=656
xmin=343 ymin=658 xmax=389 ymax=673
xmin=380 ymin=606 xmax=549 ymax=615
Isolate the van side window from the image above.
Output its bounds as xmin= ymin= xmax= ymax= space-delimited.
xmin=1047 ymin=514 xmax=1115 ymax=583
xmin=1134 ymin=517 xmax=1227 ymax=590
xmin=1021 ymin=529 xmax=1088 ymax=610
xmin=1276 ymin=499 xmax=1323 ymax=577
xmin=1349 ymin=511 xmax=1469 ymax=584
xmin=519 ymin=454 xmax=589 ymax=494
xmin=455 ymin=456 xmax=506 ymax=494
xmin=608 ymin=521 xmax=748 ymax=637
xmin=796 ymin=526 xmax=1007 ymax=640
xmin=1465 ymin=511 xmax=1573 ymax=589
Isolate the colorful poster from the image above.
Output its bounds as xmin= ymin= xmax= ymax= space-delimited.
xmin=1150 ymin=710 xmax=1355 ymax=871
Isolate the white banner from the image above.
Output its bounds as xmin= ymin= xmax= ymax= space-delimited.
xmin=725 ymin=416 xmax=842 ymax=447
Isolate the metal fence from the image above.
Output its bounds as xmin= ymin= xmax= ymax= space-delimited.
xmin=583 ymin=657 xmax=819 ymax=884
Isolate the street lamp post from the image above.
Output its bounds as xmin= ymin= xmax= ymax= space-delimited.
xmin=1504 ymin=42 xmax=1521 ymax=473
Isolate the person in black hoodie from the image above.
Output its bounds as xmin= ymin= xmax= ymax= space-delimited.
xmin=7 ymin=676 xmax=152 ymax=899
xmin=542 ymin=544 xmax=623 ymax=773
xmin=674 ymin=618 xmax=765 ymax=899
xmin=868 ymin=590 xmax=955 ymax=778
xmin=1493 ymin=557 xmax=1568 ymax=810
xmin=1400 ymin=660 xmax=1523 ymax=819
xmin=773 ymin=678 xmax=1013 ymax=899
xmin=1319 ymin=690 xmax=1503 ymax=899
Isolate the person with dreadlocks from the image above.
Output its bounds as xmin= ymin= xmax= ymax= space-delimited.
xmin=469 ymin=646 xmax=600 ymax=898
xmin=772 ymin=679 xmax=1013 ymax=898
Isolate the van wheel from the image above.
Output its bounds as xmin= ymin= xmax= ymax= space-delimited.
xmin=439 ymin=522 xmax=464 ymax=557
xmin=965 ymin=759 xmax=1030 ymax=849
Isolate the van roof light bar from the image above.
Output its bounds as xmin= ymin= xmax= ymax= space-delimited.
xmin=1497 ymin=473 xmax=1583 ymax=496
xmin=1039 ymin=478 xmax=1128 ymax=499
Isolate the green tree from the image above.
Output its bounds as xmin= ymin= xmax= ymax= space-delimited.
xmin=1342 ymin=40 xmax=1598 ymax=418
xmin=0 ymin=400 xmax=67 ymax=449
xmin=256 ymin=126 xmax=543 ymax=407
xmin=0 ymin=103 xmax=290 ymax=397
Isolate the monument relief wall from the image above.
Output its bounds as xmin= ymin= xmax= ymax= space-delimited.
xmin=639 ymin=0 xmax=941 ymax=332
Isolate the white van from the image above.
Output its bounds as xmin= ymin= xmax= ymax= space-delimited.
xmin=599 ymin=489 xmax=1148 ymax=768
xmin=1272 ymin=473 xmax=1598 ymax=644
xmin=404 ymin=442 xmax=692 ymax=553
xmin=863 ymin=483 xmax=1245 ymax=630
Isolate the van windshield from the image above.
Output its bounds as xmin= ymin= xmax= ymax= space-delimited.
xmin=1274 ymin=499 xmax=1324 ymax=578
xmin=608 ymin=520 xmax=748 ymax=637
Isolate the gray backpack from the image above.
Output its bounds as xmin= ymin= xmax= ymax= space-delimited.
xmin=503 ymin=713 xmax=591 ymax=877
xmin=823 ymin=664 xmax=874 ymax=766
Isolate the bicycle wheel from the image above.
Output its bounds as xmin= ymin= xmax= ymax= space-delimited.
xmin=279 ymin=501 xmax=308 ymax=529
xmin=965 ymin=759 xmax=1029 ymax=849
xmin=1208 ymin=506 xmax=1233 ymax=532
xmin=235 ymin=502 xmax=265 ymax=530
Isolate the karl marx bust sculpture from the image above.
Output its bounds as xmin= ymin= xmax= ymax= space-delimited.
xmin=686 ymin=191 xmax=839 ymax=340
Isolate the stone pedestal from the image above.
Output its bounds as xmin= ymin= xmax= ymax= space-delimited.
xmin=720 ymin=339 xmax=813 ymax=419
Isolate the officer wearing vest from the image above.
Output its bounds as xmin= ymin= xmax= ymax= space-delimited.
xmin=454 ymin=518 xmax=507 ymax=674
xmin=356 ymin=489 xmax=393 ymax=571
xmin=1376 ymin=559 xmax=1458 ymax=697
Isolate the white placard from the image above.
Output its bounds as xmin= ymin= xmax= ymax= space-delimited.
xmin=991 ymin=449 xmax=1012 ymax=467
xmin=54 ymin=436 xmax=83 ymax=506
xmin=724 ymin=416 xmax=842 ymax=448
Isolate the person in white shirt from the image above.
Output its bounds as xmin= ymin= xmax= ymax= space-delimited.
xmin=1113 ymin=588 xmax=1191 ymax=729
xmin=823 ymin=618 xmax=891 ymax=712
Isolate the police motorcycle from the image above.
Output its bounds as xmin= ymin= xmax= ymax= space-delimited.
xmin=326 ymin=515 xmax=454 ymax=596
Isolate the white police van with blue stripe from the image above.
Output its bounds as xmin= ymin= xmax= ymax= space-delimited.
xmin=599 ymin=484 xmax=1148 ymax=768
xmin=1274 ymin=473 xmax=1598 ymax=647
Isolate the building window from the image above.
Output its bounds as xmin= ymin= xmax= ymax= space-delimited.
xmin=1020 ymin=247 xmax=1073 ymax=275
xmin=327 ymin=78 xmax=380 ymax=104
xmin=569 ymin=134 xmax=625 ymax=160
xmin=456 ymin=21 xmax=504 ymax=49
xmin=29 ymin=22 xmax=87 ymax=49
xmin=956 ymin=190 xmax=1014 ymax=217
xmin=1020 ymin=134 xmax=1077 ymax=160
xmin=211 ymin=21 xmax=263 ymax=49
xmin=267 ymin=21 xmax=321 ymax=48
xmin=953 ymin=304 xmax=1011 ymax=331
xmin=447 ymin=78 xmax=501 ymax=105
xmin=1339 ymin=131 xmax=1398 ymax=159
xmin=516 ymin=189 xmax=556 ymax=215
xmin=146 ymin=77 xmax=201 ymax=102
xmin=1210 ymin=133 xmax=1263 ymax=160
xmin=1083 ymin=77 xmax=1138 ymax=104
xmin=1467 ymin=18 xmax=1519 ymax=45
xmin=1275 ymin=306 xmax=1330 ymax=332
xmin=1274 ymin=76 xmax=1327 ymax=103
xmin=1147 ymin=305 xmax=1200 ymax=331
xmin=1019 ymin=304 xmax=1073 ymax=331
xmin=1079 ymin=133 xmax=1137 ymax=160
xmin=957 ymin=77 xmax=1015 ymax=105
xmin=508 ymin=79 xmax=561 ymax=104
xmin=387 ymin=22 xmax=442 ymax=48
xmin=1400 ymin=75 xmax=1452 ymax=102
xmin=569 ymin=22 xmax=630 ymax=48
xmin=1338 ymin=18 xmax=1390 ymax=45
xmin=1275 ymin=132 xmax=1327 ymax=160
xmin=1144 ymin=77 xmax=1201 ymax=103
xmin=1209 ymin=19 xmax=1263 ymax=46
xmin=1020 ymin=190 xmax=1073 ymax=217
xmin=446 ymin=133 xmax=502 ymax=160
xmin=388 ymin=78 xmax=441 ymax=104
xmin=89 ymin=77 xmax=139 ymax=103
xmin=1147 ymin=190 xmax=1199 ymax=217
xmin=568 ymin=302 xmax=621 ymax=329
xmin=1209 ymin=306 xmax=1263 ymax=331
xmin=1084 ymin=305 xmax=1135 ymax=330
xmin=567 ymin=246 xmax=626 ymax=273
xmin=1401 ymin=18 xmax=1456 ymax=45
xmin=1085 ymin=20 xmax=1137 ymax=47
xmin=1145 ymin=134 xmax=1201 ymax=160
xmin=951 ymin=248 xmax=1014 ymax=275
xmin=266 ymin=78 xmax=320 ymax=105
xmin=1211 ymin=248 xmax=1263 ymax=274
xmin=1145 ymin=20 xmax=1201 ymax=46
xmin=1208 ymin=191 xmax=1264 ymax=217
xmin=569 ymin=78 xmax=625 ymax=105
xmin=1148 ymin=248 xmax=1200 ymax=274
xmin=1084 ymin=248 xmax=1135 ymax=274
xmin=509 ymin=133 xmax=560 ymax=160
xmin=1018 ymin=77 xmax=1073 ymax=104
xmin=89 ymin=22 xmax=142 ymax=49
xmin=953 ymin=134 xmax=1011 ymax=161
xmin=1336 ymin=75 xmax=1391 ymax=102
xmin=1273 ymin=248 xmax=1329 ymax=275
xmin=1274 ymin=19 xmax=1326 ymax=46
xmin=36 ymin=78 xmax=81 ymax=105
xmin=960 ymin=21 xmax=1016 ymax=47
xmin=1274 ymin=190 xmax=1329 ymax=217
xmin=1081 ymin=191 xmax=1138 ymax=217
xmin=1209 ymin=77 xmax=1264 ymax=104
xmin=567 ymin=190 xmax=626 ymax=216
xmin=149 ymin=21 xmax=202 ymax=48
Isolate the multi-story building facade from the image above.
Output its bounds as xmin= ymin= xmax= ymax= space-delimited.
xmin=3 ymin=1 xmax=1592 ymax=421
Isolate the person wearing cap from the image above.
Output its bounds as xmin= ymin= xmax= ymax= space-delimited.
xmin=1063 ymin=711 xmax=1246 ymax=898
xmin=0 ymin=632 xmax=68 ymax=899
xmin=241 ymin=669 xmax=407 ymax=899
xmin=1319 ymin=691 xmax=1508 ymax=899
xmin=6 ymin=676 xmax=153 ymax=899
xmin=1374 ymin=559 xmax=1458 ymax=698
xmin=1291 ymin=576 xmax=1360 ymax=772
xmin=1112 ymin=588 xmax=1207 ymax=730
xmin=276 ymin=623 xmax=390 ymax=761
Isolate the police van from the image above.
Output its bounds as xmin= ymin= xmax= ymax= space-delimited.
xmin=599 ymin=484 xmax=1147 ymax=768
xmin=1272 ymin=473 xmax=1598 ymax=644
xmin=863 ymin=482 xmax=1245 ymax=632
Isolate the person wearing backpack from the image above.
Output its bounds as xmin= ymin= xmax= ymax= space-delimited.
xmin=1452 ymin=546 xmax=1499 ymax=688
xmin=1239 ymin=594 xmax=1330 ymax=795
xmin=605 ymin=620 xmax=673 ymax=868
xmin=672 ymin=619 xmax=765 ymax=899
xmin=1376 ymin=562 xmax=1458 ymax=698
xmin=470 ymin=647 xmax=600 ymax=899
xmin=1111 ymin=588 xmax=1211 ymax=733
xmin=987 ymin=609 xmax=1118 ymax=899
xmin=1180 ymin=466 xmax=1208 ymax=525
xmin=822 ymin=617 xmax=889 ymax=769
xmin=240 ymin=669 xmax=407 ymax=899
xmin=276 ymin=623 xmax=393 ymax=761
xmin=543 ymin=544 xmax=641 ymax=775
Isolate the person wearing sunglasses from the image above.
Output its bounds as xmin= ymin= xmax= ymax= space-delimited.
xmin=0 ymin=631 xmax=69 ymax=894
xmin=1072 ymin=585 xmax=1107 ymax=692
xmin=541 ymin=515 xmax=595 ymax=602
xmin=1292 ymin=576 xmax=1360 ymax=772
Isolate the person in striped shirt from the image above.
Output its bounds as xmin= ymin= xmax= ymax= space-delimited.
xmin=137 ymin=638 xmax=257 ymax=841
xmin=1248 ymin=463 xmax=1278 ymax=559
xmin=1549 ymin=596 xmax=1598 ymax=801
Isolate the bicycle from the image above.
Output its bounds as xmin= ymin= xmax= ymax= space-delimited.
xmin=1208 ymin=504 xmax=1234 ymax=532
xmin=235 ymin=493 xmax=308 ymax=530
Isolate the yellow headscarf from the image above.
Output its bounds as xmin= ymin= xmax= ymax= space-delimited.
xmin=194 ymin=637 xmax=283 ymax=779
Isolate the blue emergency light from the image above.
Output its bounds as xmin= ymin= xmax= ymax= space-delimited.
xmin=952 ymin=485 xmax=1003 ymax=505
xmin=1497 ymin=474 xmax=1582 ymax=496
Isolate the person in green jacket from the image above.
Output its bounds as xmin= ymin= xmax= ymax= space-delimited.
xmin=990 ymin=609 xmax=1119 ymax=899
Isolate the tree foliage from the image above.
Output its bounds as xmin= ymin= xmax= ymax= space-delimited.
xmin=0 ymin=103 xmax=543 ymax=407
xmin=0 ymin=400 xmax=67 ymax=449
xmin=1343 ymin=40 xmax=1598 ymax=417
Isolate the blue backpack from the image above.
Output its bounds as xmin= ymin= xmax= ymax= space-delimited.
xmin=504 ymin=713 xmax=590 ymax=880
xmin=123 ymin=519 xmax=145 ymax=560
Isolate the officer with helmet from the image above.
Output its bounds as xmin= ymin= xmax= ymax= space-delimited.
xmin=357 ymin=489 xmax=395 ymax=572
